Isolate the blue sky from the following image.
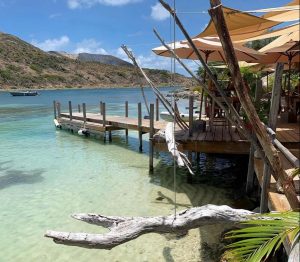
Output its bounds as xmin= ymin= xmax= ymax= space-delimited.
xmin=0 ymin=0 xmax=293 ymax=74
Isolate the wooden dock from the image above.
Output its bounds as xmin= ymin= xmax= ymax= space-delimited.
xmin=54 ymin=100 xmax=299 ymax=216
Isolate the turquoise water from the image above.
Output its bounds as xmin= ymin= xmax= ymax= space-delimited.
xmin=0 ymin=88 xmax=247 ymax=262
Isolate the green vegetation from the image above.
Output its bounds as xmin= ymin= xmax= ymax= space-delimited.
xmin=0 ymin=32 xmax=191 ymax=89
xmin=224 ymin=212 xmax=300 ymax=262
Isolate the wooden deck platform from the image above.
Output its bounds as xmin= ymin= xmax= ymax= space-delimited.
xmin=58 ymin=112 xmax=299 ymax=155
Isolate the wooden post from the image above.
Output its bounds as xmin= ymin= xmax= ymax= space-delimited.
xmin=82 ymin=103 xmax=86 ymax=124
xmin=125 ymin=101 xmax=128 ymax=139
xmin=156 ymin=98 xmax=159 ymax=121
xmin=53 ymin=100 xmax=57 ymax=119
xmin=149 ymin=104 xmax=154 ymax=172
xmin=102 ymin=102 xmax=106 ymax=142
xmin=138 ymin=102 xmax=142 ymax=152
xmin=100 ymin=101 xmax=103 ymax=115
xmin=68 ymin=101 xmax=73 ymax=121
xmin=209 ymin=0 xmax=299 ymax=210
xmin=57 ymin=102 xmax=61 ymax=118
xmin=246 ymin=80 xmax=262 ymax=194
xmin=260 ymin=62 xmax=284 ymax=213
xmin=78 ymin=104 xmax=81 ymax=113
xmin=189 ymin=95 xmax=194 ymax=137
xmin=102 ymin=103 xmax=106 ymax=127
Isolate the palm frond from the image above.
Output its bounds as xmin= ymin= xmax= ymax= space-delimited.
xmin=226 ymin=212 xmax=300 ymax=262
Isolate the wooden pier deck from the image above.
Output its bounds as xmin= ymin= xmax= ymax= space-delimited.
xmin=58 ymin=112 xmax=299 ymax=155
xmin=59 ymin=112 xmax=167 ymax=133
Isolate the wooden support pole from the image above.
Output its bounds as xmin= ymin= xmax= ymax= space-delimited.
xmin=57 ymin=102 xmax=61 ymax=118
xmin=100 ymin=101 xmax=103 ymax=115
xmin=246 ymin=144 xmax=255 ymax=194
xmin=108 ymin=131 xmax=112 ymax=142
xmin=82 ymin=103 xmax=86 ymax=123
xmin=68 ymin=101 xmax=73 ymax=121
xmin=125 ymin=101 xmax=128 ymax=138
xmin=53 ymin=100 xmax=57 ymax=119
xmin=149 ymin=104 xmax=154 ymax=172
xmin=260 ymin=62 xmax=284 ymax=213
xmin=189 ymin=95 xmax=194 ymax=137
xmin=138 ymin=102 xmax=142 ymax=152
xmin=78 ymin=104 xmax=81 ymax=113
xmin=102 ymin=103 xmax=106 ymax=127
xmin=246 ymin=80 xmax=262 ymax=194
xmin=209 ymin=0 xmax=299 ymax=210
xmin=156 ymin=98 xmax=159 ymax=121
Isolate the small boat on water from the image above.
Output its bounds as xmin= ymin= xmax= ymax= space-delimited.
xmin=160 ymin=111 xmax=198 ymax=122
xmin=10 ymin=91 xmax=39 ymax=96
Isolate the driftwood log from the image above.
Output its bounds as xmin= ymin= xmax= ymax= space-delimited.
xmin=45 ymin=205 xmax=253 ymax=249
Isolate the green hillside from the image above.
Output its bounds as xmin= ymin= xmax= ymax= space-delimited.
xmin=0 ymin=32 xmax=191 ymax=89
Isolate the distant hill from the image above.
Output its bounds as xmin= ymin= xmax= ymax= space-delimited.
xmin=77 ymin=53 xmax=133 ymax=67
xmin=0 ymin=32 xmax=192 ymax=89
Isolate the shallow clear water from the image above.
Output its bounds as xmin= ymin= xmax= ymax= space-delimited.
xmin=0 ymin=88 xmax=248 ymax=262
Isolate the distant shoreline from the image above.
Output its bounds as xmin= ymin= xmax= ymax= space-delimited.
xmin=0 ymin=84 xmax=181 ymax=92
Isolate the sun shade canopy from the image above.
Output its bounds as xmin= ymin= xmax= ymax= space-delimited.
xmin=235 ymin=23 xmax=300 ymax=44
xmin=152 ymin=38 xmax=265 ymax=63
xmin=196 ymin=6 xmax=280 ymax=41
xmin=262 ymin=0 xmax=300 ymax=22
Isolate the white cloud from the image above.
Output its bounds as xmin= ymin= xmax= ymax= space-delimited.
xmin=67 ymin=0 xmax=141 ymax=9
xmin=73 ymin=38 xmax=108 ymax=54
xmin=151 ymin=3 xmax=169 ymax=21
xmin=31 ymin=36 xmax=70 ymax=51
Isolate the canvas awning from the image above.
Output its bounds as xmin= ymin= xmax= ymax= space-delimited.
xmin=262 ymin=0 xmax=300 ymax=22
xmin=152 ymin=38 xmax=265 ymax=63
xmin=234 ymin=23 xmax=300 ymax=44
xmin=196 ymin=6 xmax=280 ymax=41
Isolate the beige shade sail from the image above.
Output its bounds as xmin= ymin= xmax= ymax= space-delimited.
xmin=196 ymin=6 xmax=279 ymax=41
xmin=235 ymin=23 xmax=299 ymax=44
xmin=262 ymin=0 xmax=300 ymax=22
xmin=152 ymin=38 xmax=265 ymax=63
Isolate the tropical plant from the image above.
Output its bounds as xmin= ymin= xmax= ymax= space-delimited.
xmin=224 ymin=212 xmax=300 ymax=262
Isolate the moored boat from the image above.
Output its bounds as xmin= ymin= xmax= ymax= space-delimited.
xmin=10 ymin=91 xmax=39 ymax=96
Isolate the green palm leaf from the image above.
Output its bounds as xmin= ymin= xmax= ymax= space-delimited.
xmin=225 ymin=212 xmax=300 ymax=262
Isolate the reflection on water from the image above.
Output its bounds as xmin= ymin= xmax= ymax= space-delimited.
xmin=0 ymin=88 xmax=250 ymax=262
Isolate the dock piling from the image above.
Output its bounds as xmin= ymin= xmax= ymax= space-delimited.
xmin=82 ymin=103 xmax=86 ymax=123
xmin=125 ymin=101 xmax=129 ymax=139
xmin=78 ymin=104 xmax=81 ymax=113
xmin=138 ymin=102 xmax=142 ymax=152
xmin=57 ymin=102 xmax=61 ymax=118
xmin=149 ymin=104 xmax=154 ymax=172
xmin=100 ymin=101 xmax=103 ymax=115
xmin=68 ymin=101 xmax=73 ymax=121
xmin=189 ymin=95 xmax=194 ymax=137
xmin=156 ymin=98 xmax=159 ymax=121
xmin=53 ymin=100 xmax=57 ymax=119
xmin=102 ymin=102 xmax=106 ymax=142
